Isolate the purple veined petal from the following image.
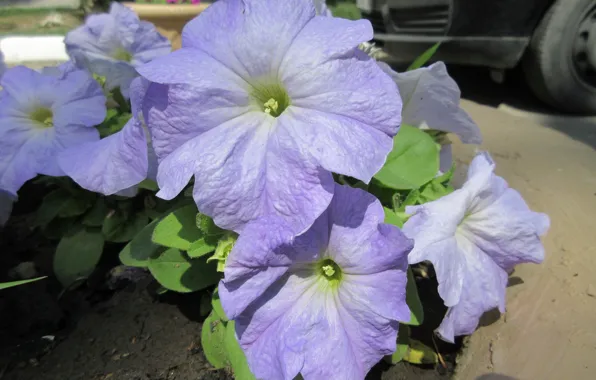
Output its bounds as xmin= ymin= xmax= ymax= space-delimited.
xmin=282 ymin=106 xmax=394 ymax=183
xmin=279 ymin=16 xmax=372 ymax=79
xmin=142 ymin=80 xmax=251 ymax=161
xmin=286 ymin=49 xmax=401 ymax=137
xmin=58 ymin=117 xmax=148 ymax=196
xmin=156 ymin=111 xmax=334 ymax=234
xmin=325 ymin=184 xmax=413 ymax=275
xmin=129 ymin=21 xmax=172 ymax=65
xmin=436 ymin=237 xmax=508 ymax=343
xmin=181 ymin=0 xmax=316 ymax=80
xmin=52 ymin=70 xmax=107 ymax=128
xmin=387 ymin=61 xmax=482 ymax=144
xmin=0 ymin=190 xmax=15 ymax=226
xmin=1 ymin=66 xmax=57 ymax=108
xmin=40 ymin=61 xmax=78 ymax=78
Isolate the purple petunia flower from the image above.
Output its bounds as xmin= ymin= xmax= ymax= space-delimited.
xmin=64 ymin=2 xmax=171 ymax=98
xmin=58 ymin=77 xmax=157 ymax=196
xmin=219 ymin=184 xmax=412 ymax=379
xmin=0 ymin=66 xmax=106 ymax=196
xmin=138 ymin=0 xmax=402 ymax=234
xmin=403 ymin=152 xmax=549 ymax=343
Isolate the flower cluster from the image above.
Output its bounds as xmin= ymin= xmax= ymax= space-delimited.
xmin=0 ymin=0 xmax=549 ymax=378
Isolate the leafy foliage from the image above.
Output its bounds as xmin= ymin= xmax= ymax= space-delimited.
xmin=53 ymin=226 xmax=105 ymax=287
xmin=0 ymin=277 xmax=47 ymax=291
xmin=374 ymin=125 xmax=440 ymax=190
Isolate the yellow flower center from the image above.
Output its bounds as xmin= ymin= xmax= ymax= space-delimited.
xmin=30 ymin=107 xmax=54 ymax=128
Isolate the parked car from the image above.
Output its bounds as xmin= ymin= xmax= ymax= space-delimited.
xmin=357 ymin=0 xmax=596 ymax=114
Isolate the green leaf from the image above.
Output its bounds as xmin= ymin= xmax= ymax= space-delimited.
xmin=0 ymin=276 xmax=47 ymax=290
xmin=35 ymin=189 xmax=71 ymax=227
xmin=199 ymin=292 xmax=212 ymax=317
xmin=112 ymin=87 xmax=131 ymax=113
xmin=196 ymin=213 xmax=224 ymax=236
xmin=53 ymin=227 xmax=105 ymax=287
xmin=374 ymin=125 xmax=439 ymax=190
xmin=386 ymin=324 xmax=410 ymax=364
xmin=211 ymin=287 xmax=228 ymax=322
xmin=405 ymin=268 xmax=424 ymax=326
xmin=82 ymin=198 xmax=107 ymax=227
xmin=118 ymin=218 xmax=163 ymax=267
xmin=187 ymin=236 xmax=218 ymax=259
xmin=103 ymin=210 xmax=149 ymax=243
xmin=225 ymin=321 xmax=257 ymax=380
xmin=97 ymin=112 xmax=131 ymax=138
xmin=407 ymin=42 xmax=441 ymax=71
xmin=201 ymin=311 xmax=229 ymax=369
xmin=42 ymin=216 xmax=77 ymax=240
xmin=138 ymin=179 xmax=158 ymax=191
xmin=148 ymin=248 xmax=220 ymax=293
xmin=57 ymin=195 xmax=94 ymax=218
xmin=152 ymin=204 xmax=203 ymax=250
xmin=383 ymin=207 xmax=404 ymax=228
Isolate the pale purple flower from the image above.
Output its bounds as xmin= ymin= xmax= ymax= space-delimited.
xmin=58 ymin=77 xmax=156 ymax=196
xmin=380 ymin=62 xmax=481 ymax=144
xmin=219 ymin=184 xmax=412 ymax=379
xmin=0 ymin=66 xmax=106 ymax=195
xmin=403 ymin=152 xmax=549 ymax=343
xmin=65 ymin=2 xmax=171 ymax=98
xmin=138 ymin=0 xmax=401 ymax=233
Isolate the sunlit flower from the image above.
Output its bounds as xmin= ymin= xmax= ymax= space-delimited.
xmin=64 ymin=2 xmax=171 ymax=98
xmin=219 ymin=184 xmax=412 ymax=379
xmin=0 ymin=66 xmax=106 ymax=195
xmin=58 ymin=77 xmax=157 ymax=195
xmin=403 ymin=152 xmax=549 ymax=342
xmin=139 ymin=0 xmax=401 ymax=233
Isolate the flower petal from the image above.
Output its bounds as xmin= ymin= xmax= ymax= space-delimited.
xmin=52 ymin=70 xmax=107 ymax=128
xmin=388 ymin=62 xmax=482 ymax=144
xmin=436 ymin=238 xmax=508 ymax=343
xmin=157 ymin=112 xmax=334 ymax=233
xmin=58 ymin=117 xmax=148 ymax=195
xmin=142 ymin=80 xmax=251 ymax=161
xmin=287 ymin=49 xmax=401 ymax=137
xmin=282 ymin=106 xmax=394 ymax=183
xmin=181 ymin=0 xmax=315 ymax=80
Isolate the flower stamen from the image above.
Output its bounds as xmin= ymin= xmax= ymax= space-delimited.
xmin=264 ymin=98 xmax=279 ymax=115
xmin=30 ymin=107 xmax=54 ymax=128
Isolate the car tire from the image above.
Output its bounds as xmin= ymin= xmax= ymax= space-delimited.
xmin=523 ymin=0 xmax=596 ymax=114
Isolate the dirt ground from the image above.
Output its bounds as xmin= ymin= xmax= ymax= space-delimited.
xmin=449 ymin=68 xmax=596 ymax=380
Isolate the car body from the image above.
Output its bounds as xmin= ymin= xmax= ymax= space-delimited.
xmin=357 ymin=0 xmax=553 ymax=68
xmin=357 ymin=0 xmax=596 ymax=114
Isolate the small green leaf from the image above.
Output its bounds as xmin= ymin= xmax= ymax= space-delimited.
xmin=152 ymin=204 xmax=203 ymax=250
xmin=386 ymin=324 xmax=410 ymax=364
xmin=54 ymin=227 xmax=105 ymax=287
xmin=82 ymin=198 xmax=107 ymax=226
xmin=405 ymin=268 xmax=424 ymax=326
xmin=97 ymin=112 xmax=132 ymax=138
xmin=225 ymin=321 xmax=257 ymax=380
xmin=196 ymin=214 xmax=224 ymax=236
xmin=118 ymin=218 xmax=163 ymax=267
xmin=407 ymin=42 xmax=441 ymax=71
xmin=35 ymin=189 xmax=71 ymax=227
xmin=201 ymin=311 xmax=229 ymax=369
xmin=148 ymin=248 xmax=220 ymax=293
xmin=57 ymin=195 xmax=93 ymax=218
xmin=138 ymin=179 xmax=158 ymax=191
xmin=383 ymin=207 xmax=404 ymax=228
xmin=0 ymin=276 xmax=47 ymax=290
xmin=212 ymin=287 xmax=228 ymax=322
xmin=374 ymin=125 xmax=439 ymax=190
xmin=403 ymin=339 xmax=438 ymax=365
xmin=187 ymin=236 xmax=218 ymax=259
xmin=200 ymin=292 xmax=213 ymax=317
xmin=103 ymin=210 xmax=149 ymax=243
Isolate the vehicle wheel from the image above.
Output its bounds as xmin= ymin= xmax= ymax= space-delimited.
xmin=523 ymin=0 xmax=596 ymax=114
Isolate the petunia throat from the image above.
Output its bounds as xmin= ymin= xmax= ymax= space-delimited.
xmin=316 ymin=258 xmax=343 ymax=289
xmin=250 ymin=81 xmax=290 ymax=117
xmin=111 ymin=47 xmax=133 ymax=63
xmin=30 ymin=107 xmax=54 ymax=128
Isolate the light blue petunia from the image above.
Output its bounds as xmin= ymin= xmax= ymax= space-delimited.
xmin=0 ymin=65 xmax=106 ymax=196
xmin=138 ymin=0 xmax=402 ymax=234
xmin=219 ymin=184 xmax=413 ymax=379
xmin=403 ymin=152 xmax=549 ymax=342
xmin=64 ymin=2 xmax=171 ymax=98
